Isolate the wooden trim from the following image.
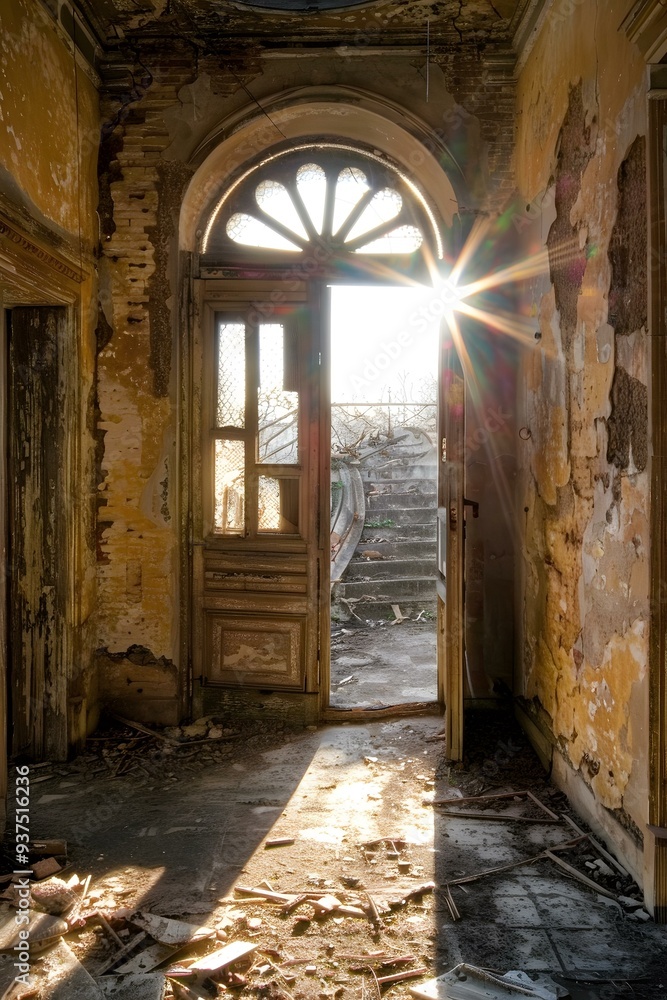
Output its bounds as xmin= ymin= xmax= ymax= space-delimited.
xmin=648 ymin=94 xmax=667 ymax=923
xmin=623 ymin=0 xmax=667 ymax=64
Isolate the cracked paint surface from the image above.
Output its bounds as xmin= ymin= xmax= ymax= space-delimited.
xmin=515 ymin=1 xmax=648 ymax=837
xmin=0 ymin=0 xmax=98 ymax=245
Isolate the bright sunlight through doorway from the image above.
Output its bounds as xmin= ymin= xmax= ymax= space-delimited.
xmin=329 ymin=285 xmax=441 ymax=709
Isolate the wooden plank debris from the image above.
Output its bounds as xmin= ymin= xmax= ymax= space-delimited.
xmin=434 ymin=809 xmax=560 ymax=824
xmin=94 ymin=931 xmax=147 ymax=976
xmin=310 ymin=894 xmax=342 ymax=914
xmin=377 ymin=967 xmax=429 ymax=985
xmin=115 ymin=941 xmax=181 ymax=975
xmin=429 ymin=789 xmax=562 ymax=823
xmin=30 ymin=838 xmax=67 ymax=856
xmin=442 ymin=884 xmax=461 ymax=921
xmin=443 ymin=836 xmax=587 ymax=889
xmin=30 ymin=856 xmax=62 ymax=880
xmin=543 ymin=850 xmax=620 ymax=901
xmin=187 ymin=940 xmax=257 ymax=973
xmin=561 ymin=814 xmax=630 ymax=876
xmin=129 ymin=911 xmax=215 ymax=947
xmin=235 ymin=885 xmax=295 ymax=905
xmin=107 ymin=712 xmax=170 ymax=742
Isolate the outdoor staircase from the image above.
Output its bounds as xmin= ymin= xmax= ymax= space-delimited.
xmin=332 ymin=461 xmax=438 ymax=623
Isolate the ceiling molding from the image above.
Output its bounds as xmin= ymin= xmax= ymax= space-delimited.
xmin=621 ymin=0 xmax=667 ymax=63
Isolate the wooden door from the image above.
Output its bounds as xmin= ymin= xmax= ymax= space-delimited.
xmin=436 ymin=331 xmax=465 ymax=760
xmin=192 ymin=281 xmax=322 ymax=702
xmin=7 ymin=306 xmax=67 ymax=760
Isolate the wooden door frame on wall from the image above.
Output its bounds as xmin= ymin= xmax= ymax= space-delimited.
xmin=0 ymin=203 xmax=89 ymax=782
xmin=648 ymin=85 xmax=667 ymax=924
xmin=616 ymin=5 xmax=667 ymax=921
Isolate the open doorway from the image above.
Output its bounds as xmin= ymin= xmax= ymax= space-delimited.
xmin=329 ymin=285 xmax=440 ymax=709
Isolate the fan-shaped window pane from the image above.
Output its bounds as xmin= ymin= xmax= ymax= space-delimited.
xmin=345 ymin=188 xmax=403 ymax=243
xmin=255 ymin=180 xmax=308 ymax=241
xmin=355 ymin=225 xmax=423 ymax=254
xmin=296 ymin=163 xmax=327 ymax=234
xmin=332 ymin=167 xmax=370 ymax=236
xmin=226 ymin=212 xmax=301 ymax=251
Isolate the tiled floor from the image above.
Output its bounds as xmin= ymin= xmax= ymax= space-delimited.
xmin=7 ymin=716 xmax=667 ymax=998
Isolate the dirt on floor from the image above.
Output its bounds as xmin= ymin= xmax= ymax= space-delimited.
xmin=330 ymin=620 xmax=437 ymax=708
xmin=1 ymin=711 xmax=666 ymax=1000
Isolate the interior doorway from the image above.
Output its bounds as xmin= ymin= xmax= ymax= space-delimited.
xmin=328 ymin=285 xmax=440 ymax=709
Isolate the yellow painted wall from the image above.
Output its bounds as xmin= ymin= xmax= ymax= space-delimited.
xmin=0 ymin=0 xmax=99 ymax=245
xmin=515 ymin=0 xmax=649 ymax=860
xmin=0 ymin=0 xmax=100 ymax=762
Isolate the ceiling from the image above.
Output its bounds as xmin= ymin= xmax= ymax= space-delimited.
xmin=73 ymin=0 xmax=532 ymax=50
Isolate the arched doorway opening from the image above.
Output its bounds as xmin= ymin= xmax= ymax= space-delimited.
xmin=180 ymin=96 xmax=466 ymax=732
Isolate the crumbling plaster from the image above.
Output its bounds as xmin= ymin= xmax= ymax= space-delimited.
xmin=515 ymin=0 xmax=649 ymax=849
xmin=0 ymin=0 xmax=98 ymax=247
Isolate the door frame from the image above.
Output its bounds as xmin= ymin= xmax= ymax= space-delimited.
xmin=187 ymin=270 xmax=452 ymax=722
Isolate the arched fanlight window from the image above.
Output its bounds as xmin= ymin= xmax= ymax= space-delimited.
xmin=200 ymin=144 xmax=443 ymax=268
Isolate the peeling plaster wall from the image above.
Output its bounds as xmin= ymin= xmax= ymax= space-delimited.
xmin=0 ymin=0 xmax=98 ymax=246
xmin=0 ymin=0 xmax=100 ymax=774
xmin=96 ymin=40 xmax=515 ymax=719
xmin=515 ymin=1 xmax=649 ymax=881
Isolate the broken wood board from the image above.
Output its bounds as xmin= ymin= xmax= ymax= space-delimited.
xmin=115 ymin=941 xmax=181 ymax=975
xmin=310 ymin=894 xmax=342 ymax=913
xmin=30 ymin=838 xmax=67 ymax=856
xmin=234 ymin=885 xmax=296 ymax=904
xmin=95 ymin=931 xmax=147 ymax=976
xmin=543 ymin=850 xmax=619 ymax=901
xmin=430 ymin=789 xmax=560 ymax=822
xmin=129 ymin=911 xmax=215 ymax=947
xmin=434 ymin=810 xmax=560 ymax=824
xmin=186 ymin=940 xmax=257 ymax=973
xmin=96 ymin=973 xmax=166 ymax=999
xmin=31 ymin=856 xmax=62 ymax=879
xmin=561 ymin=814 xmax=629 ymax=876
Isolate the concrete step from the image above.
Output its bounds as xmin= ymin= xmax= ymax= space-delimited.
xmin=360 ymin=525 xmax=437 ymax=544
xmin=361 ymin=464 xmax=438 ymax=481
xmin=345 ymin=556 xmax=435 ymax=581
xmin=364 ymin=509 xmax=436 ymax=530
xmin=335 ymin=576 xmax=437 ymax=601
xmin=331 ymin=596 xmax=438 ymax=622
xmin=366 ymin=491 xmax=436 ymax=511
xmin=354 ymin=539 xmax=436 ymax=559
xmin=362 ymin=478 xmax=437 ymax=495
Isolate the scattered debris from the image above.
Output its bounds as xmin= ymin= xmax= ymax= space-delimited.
xmin=264 ymin=837 xmax=295 ymax=849
xmin=185 ymin=939 xmax=257 ymax=973
xmin=429 ymin=789 xmax=561 ymax=823
xmin=410 ymin=964 xmax=567 ymax=1000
